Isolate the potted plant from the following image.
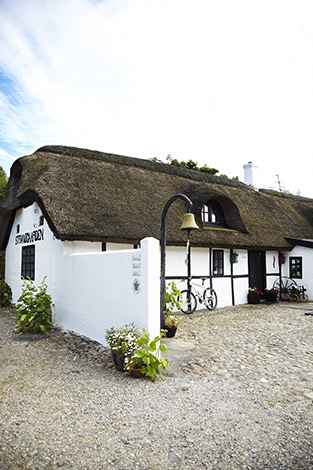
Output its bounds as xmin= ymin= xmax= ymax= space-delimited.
xmin=125 ymin=329 xmax=168 ymax=380
xmin=164 ymin=315 xmax=181 ymax=338
xmin=264 ymin=288 xmax=278 ymax=303
xmin=105 ymin=322 xmax=140 ymax=371
xmin=247 ymin=288 xmax=263 ymax=304
xmin=164 ymin=281 xmax=182 ymax=337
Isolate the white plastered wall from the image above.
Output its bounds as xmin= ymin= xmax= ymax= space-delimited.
xmin=282 ymin=246 xmax=313 ymax=300
xmin=5 ymin=204 xmax=160 ymax=345
xmin=232 ymin=249 xmax=249 ymax=305
xmin=5 ymin=202 xmax=64 ymax=304
xmin=166 ymin=246 xmax=250 ymax=308
xmin=265 ymin=251 xmax=280 ymax=290
xmin=53 ymin=237 xmax=160 ymax=345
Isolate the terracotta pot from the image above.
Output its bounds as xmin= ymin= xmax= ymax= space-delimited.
xmin=111 ymin=351 xmax=125 ymax=371
xmin=130 ymin=368 xmax=145 ymax=378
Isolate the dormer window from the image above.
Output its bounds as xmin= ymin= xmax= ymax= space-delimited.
xmin=201 ymin=200 xmax=227 ymax=228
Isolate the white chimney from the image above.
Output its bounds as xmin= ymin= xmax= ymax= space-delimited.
xmin=243 ymin=161 xmax=258 ymax=186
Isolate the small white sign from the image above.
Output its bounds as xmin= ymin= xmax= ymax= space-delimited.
xmin=132 ymin=262 xmax=141 ymax=269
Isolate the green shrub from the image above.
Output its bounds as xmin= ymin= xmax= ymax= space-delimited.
xmin=105 ymin=322 xmax=141 ymax=354
xmin=165 ymin=281 xmax=182 ymax=316
xmin=0 ymin=280 xmax=12 ymax=307
xmin=125 ymin=329 xmax=168 ymax=380
xmin=16 ymin=277 xmax=52 ymax=334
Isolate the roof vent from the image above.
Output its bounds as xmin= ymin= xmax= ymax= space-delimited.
xmin=243 ymin=161 xmax=258 ymax=186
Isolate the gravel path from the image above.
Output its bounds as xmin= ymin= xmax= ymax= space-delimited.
xmin=0 ymin=303 xmax=312 ymax=469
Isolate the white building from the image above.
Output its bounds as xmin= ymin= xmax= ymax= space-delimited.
xmin=1 ymin=146 xmax=313 ymax=342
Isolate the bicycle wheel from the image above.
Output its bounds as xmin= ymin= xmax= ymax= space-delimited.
xmin=300 ymin=293 xmax=309 ymax=302
xmin=203 ymin=288 xmax=217 ymax=310
xmin=180 ymin=290 xmax=197 ymax=314
xmin=289 ymin=294 xmax=299 ymax=302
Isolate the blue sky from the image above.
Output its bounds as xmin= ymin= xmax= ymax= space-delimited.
xmin=0 ymin=0 xmax=313 ymax=196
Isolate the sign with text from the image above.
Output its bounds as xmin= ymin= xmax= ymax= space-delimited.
xmin=15 ymin=228 xmax=44 ymax=245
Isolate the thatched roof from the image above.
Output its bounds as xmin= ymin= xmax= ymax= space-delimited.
xmin=1 ymin=145 xmax=313 ymax=251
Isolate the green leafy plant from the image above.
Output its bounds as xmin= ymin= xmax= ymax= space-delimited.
xmin=164 ymin=282 xmax=182 ymax=328
xmin=125 ymin=329 xmax=168 ymax=381
xmin=105 ymin=322 xmax=140 ymax=354
xmin=16 ymin=277 xmax=52 ymax=334
xmin=164 ymin=315 xmax=181 ymax=328
xmin=0 ymin=280 xmax=12 ymax=307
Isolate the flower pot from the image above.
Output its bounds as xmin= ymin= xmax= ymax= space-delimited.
xmin=130 ymin=368 xmax=145 ymax=378
xmin=111 ymin=351 xmax=125 ymax=371
xmin=247 ymin=293 xmax=261 ymax=304
xmin=164 ymin=325 xmax=178 ymax=338
xmin=264 ymin=292 xmax=277 ymax=303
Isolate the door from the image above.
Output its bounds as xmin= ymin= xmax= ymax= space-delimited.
xmin=248 ymin=250 xmax=266 ymax=291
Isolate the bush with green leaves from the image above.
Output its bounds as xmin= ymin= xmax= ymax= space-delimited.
xmin=0 ymin=280 xmax=12 ymax=307
xmin=125 ymin=329 xmax=168 ymax=380
xmin=164 ymin=281 xmax=182 ymax=328
xmin=165 ymin=281 xmax=182 ymax=315
xmin=16 ymin=277 xmax=52 ymax=334
xmin=105 ymin=322 xmax=140 ymax=354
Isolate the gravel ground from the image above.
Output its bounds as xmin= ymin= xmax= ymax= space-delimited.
xmin=0 ymin=303 xmax=312 ymax=470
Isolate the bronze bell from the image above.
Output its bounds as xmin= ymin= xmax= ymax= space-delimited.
xmin=180 ymin=213 xmax=199 ymax=230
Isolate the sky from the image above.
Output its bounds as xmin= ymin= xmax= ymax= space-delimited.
xmin=0 ymin=0 xmax=313 ymax=196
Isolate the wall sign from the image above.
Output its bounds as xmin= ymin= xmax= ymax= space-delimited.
xmin=132 ymin=254 xmax=141 ymax=277
xmin=15 ymin=228 xmax=44 ymax=245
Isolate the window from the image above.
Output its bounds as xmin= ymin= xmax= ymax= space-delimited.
xmin=16 ymin=224 xmax=20 ymax=234
xmin=39 ymin=215 xmax=44 ymax=226
xmin=201 ymin=200 xmax=226 ymax=227
xmin=290 ymin=257 xmax=302 ymax=279
xmin=213 ymin=250 xmax=224 ymax=276
xmin=21 ymin=245 xmax=35 ymax=280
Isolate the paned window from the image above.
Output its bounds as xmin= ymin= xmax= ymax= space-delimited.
xmin=201 ymin=200 xmax=226 ymax=227
xmin=21 ymin=245 xmax=35 ymax=280
xmin=290 ymin=257 xmax=302 ymax=279
xmin=213 ymin=250 xmax=224 ymax=276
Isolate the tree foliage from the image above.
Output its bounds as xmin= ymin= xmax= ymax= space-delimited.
xmin=0 ymin=166 xmax=8 ymax=201
xmin=151 ymin=155 xmax=222 ymax=176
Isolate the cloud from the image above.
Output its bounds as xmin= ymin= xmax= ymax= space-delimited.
xmin=0 ymin=0 xmax=313 ymax=195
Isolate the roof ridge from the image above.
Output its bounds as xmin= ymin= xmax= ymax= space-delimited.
xmin=259 ymin=188 xmax=313 ymax=202
xmin=35 ymin=145 xmax=249 ymax=190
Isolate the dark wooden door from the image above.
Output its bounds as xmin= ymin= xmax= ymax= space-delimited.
xmin=248 ymin=250 xmax=266 ymax=290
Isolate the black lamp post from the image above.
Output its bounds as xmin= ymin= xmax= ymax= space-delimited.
xmin=160 ymin=194 xmax=199 ymax=330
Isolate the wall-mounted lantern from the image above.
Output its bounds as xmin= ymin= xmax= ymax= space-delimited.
xmin=230 ymin=252 xmax=239 ymax=264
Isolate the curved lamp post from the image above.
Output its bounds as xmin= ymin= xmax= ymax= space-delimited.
xmin=160 ymin=194 xmax=199 ymax=329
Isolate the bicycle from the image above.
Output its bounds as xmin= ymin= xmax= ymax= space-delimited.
xmin=179 ymin=278 xmax=217 ymax=314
